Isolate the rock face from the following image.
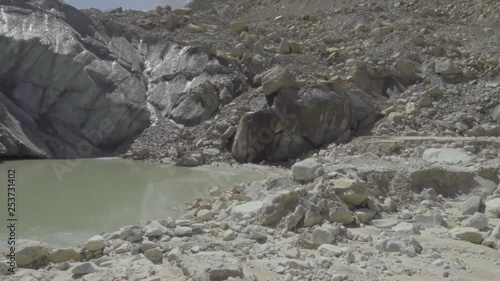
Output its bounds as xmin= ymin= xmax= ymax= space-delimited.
xmin=0 ymin=0 xmax=150 ymax=158
xmin=231 ymin=85 xmax=376 ymax=162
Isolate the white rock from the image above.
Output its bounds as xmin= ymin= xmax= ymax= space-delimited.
xmin=462 ymin=212 xmax=488 ymax=230
xmin=435 ymin=58 xmax=462 ymax=75
xmin=331 ymin=179 xmax=369 ymax=206
xmin=144 ymin=248 xmax=162 ymax=263
xmin=371 ymin=219 xmax=399 ymax=229
xmin=292 ymin=158 xmax=324 ymax=182
xmin=202 ymin=148 xmax=220 ymax=158
xmin=85 ymin=235 xmax=105 ymax=251
xmin=196 ymin=209 xmax=213 ymax=222
xmin=231 ymin=201 xmax=264 ymax=217
xmin=485 ymin=198 xmax=500 ymax=218
xmin=400 ymin=210 xmax=414 ymax=220
xmin=114 ymin=242 xmax=131 ymax=254
xmin=318 ymin=244 xmax=344 ymax=257
xmin=140 ymin=241 xmax=158 ymax=253
xmin=174 ymin=226 xmax=193 ymax=236
xmin=144 ymin=221 xmax=168 ymax=237
xmin=460 ymin=196 xmax=482 ymax=215
xmin=345 ymin=251 xmax=355 ymax=264
xmin=375 ymin=238 xmax=405 ymax=253
xmin=285 ymin=248 xmax=301 ymax=259
xmin=222 ymin=230 xmax=237 ymax=241
xmin=312 ymin=227 xmax=335 ymax=245
xmin=261 ymin=66 xmax=297 ymax=96
xmin=392 ymin=222 xmax=420 ymax=235
xmin=412 ymin=214 xmax=444 ymax=227
xmin=449 ymin=227 xmax=483 ymax=244
xmin=422 ymin=148 xmax=473 ymax=164
xmin=355 ymin=208 xmax=376 ymax=223
xmin=71 ymin=262 xmax=97 ymax=275
xmin=490 ymin=223 xmax=500 ymax=240
xmin=167 ymin=248 xmax=183 ymax=261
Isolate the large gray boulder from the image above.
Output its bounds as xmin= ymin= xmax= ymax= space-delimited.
xmin=0 ymin=0 xmax=149 ymax=158
xmin=231 ymin=85 xmax=376 ymax=162
xmin=1 ymin=240 xmax=51 ymax=267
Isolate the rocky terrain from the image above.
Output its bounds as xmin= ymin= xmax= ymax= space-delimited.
xmin=1 ymin=0 xmax=499 ymax=280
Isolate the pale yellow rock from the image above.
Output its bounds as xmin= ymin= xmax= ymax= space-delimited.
xmin=230 ymin=20 xmax=248 ymax=34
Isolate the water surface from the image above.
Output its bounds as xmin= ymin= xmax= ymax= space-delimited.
xmin=0 ymin=159 xmax=270 ymax=247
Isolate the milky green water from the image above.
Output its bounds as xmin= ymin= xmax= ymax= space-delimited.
xmin=0 ymin=159 xmax=270 ymax=248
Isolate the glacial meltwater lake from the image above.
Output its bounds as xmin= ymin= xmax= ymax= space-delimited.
xmin=0 ymin=159 xmax=272 ymax=248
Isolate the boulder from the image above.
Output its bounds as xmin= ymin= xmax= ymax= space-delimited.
xmin=412 ymin=214 xmax=445 ymax=228
xmin=355 ymin=208 xmax=376 ymax=223
xmin=392 ymin=222 xmax=420 ymax=235
xmin=144 ymin=221 xmax=168 ymax=237
xmin=328 ymin=201 xmax=354 ymax=225
xmin=144 ymin=248 xmax=163 ymax=263
xmin=485 ymin=198 xmax=500 ymax=218
xmin=372 ymin=219 xmax=399 ymax=229
xmin=435 ymin=58 xmax=462 ymax=75
xmin=202 ymin=148 xmax=220 ymax=158
xmin=331 ymin=179 xmax=369 ymax=206
xmin=175 ymin=153 xmax=204 ymax=167
xmin=312 ymin=227 xmax=335 ymax=245
xmin=395 ymin=59 xmax=418 ymax=77
xmin=258 ymin=190 xmax=298 ymax=225
xmin=229 ymin=20 xmax=249 ymax=33
xmin=119 ymin=225 xmax=144 ymax=242
xmin=196 ymin=209 xmax=213 ymax=222
xmin=277 ymin=39 xmax=291 ymax=54
xmin=261 ymin=66 xmax=297 ymax=96
xmin=185 ymin=24 xmax=204 ymax=33
xmin=491 ymin=223 xmax=500 ymax=240
xmin=449 ymin=227 xmax=483 ymax=244
xmin=140 ymin=241 xmax=158 ymax=253
xmin=167 ymin=248 xmax=183 ymax=261
xmin=231 ymin=85 xmax=376 ymax=162
xmin=85 ymin=235 xmax=105 ymax=251
xmin=318 ymin=244 xmax=343 ymax=257
xmin=47 ymin=248 xmax=82 ymax=263
xmin=461 ymin=212 xmax=488 ymax=230
xmin=292 ymin=158 xmax=324 ymax=182
xmin=369 ymin=26 xmax=393 ymax=42
xmin=231 ymin=201 xmax=265 ymax=217
xmin=222 ymin=230 xmax=238 ymax=241
xmin=375 ymin=238 xmax=405 ymax=253
xmin=1 ymin=240 xmax=50 ymax=267
xmin=71 ymin=262 xmax=97 ymax=275
xmin=174 ymin=226 xmax=193 ymax=236
xmin=422 ymin=148 xmax=474 ymax=164
xmin=460 ymin=196 xmax=482 ymax=215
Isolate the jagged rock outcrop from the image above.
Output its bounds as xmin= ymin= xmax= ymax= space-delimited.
xmin=0 ymin=0 xmax=150 ymax=158
xmin=145 ymin=44 xmax=240 ymax=126
xmin=231 ymin=84 xmax=377 ymax=162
